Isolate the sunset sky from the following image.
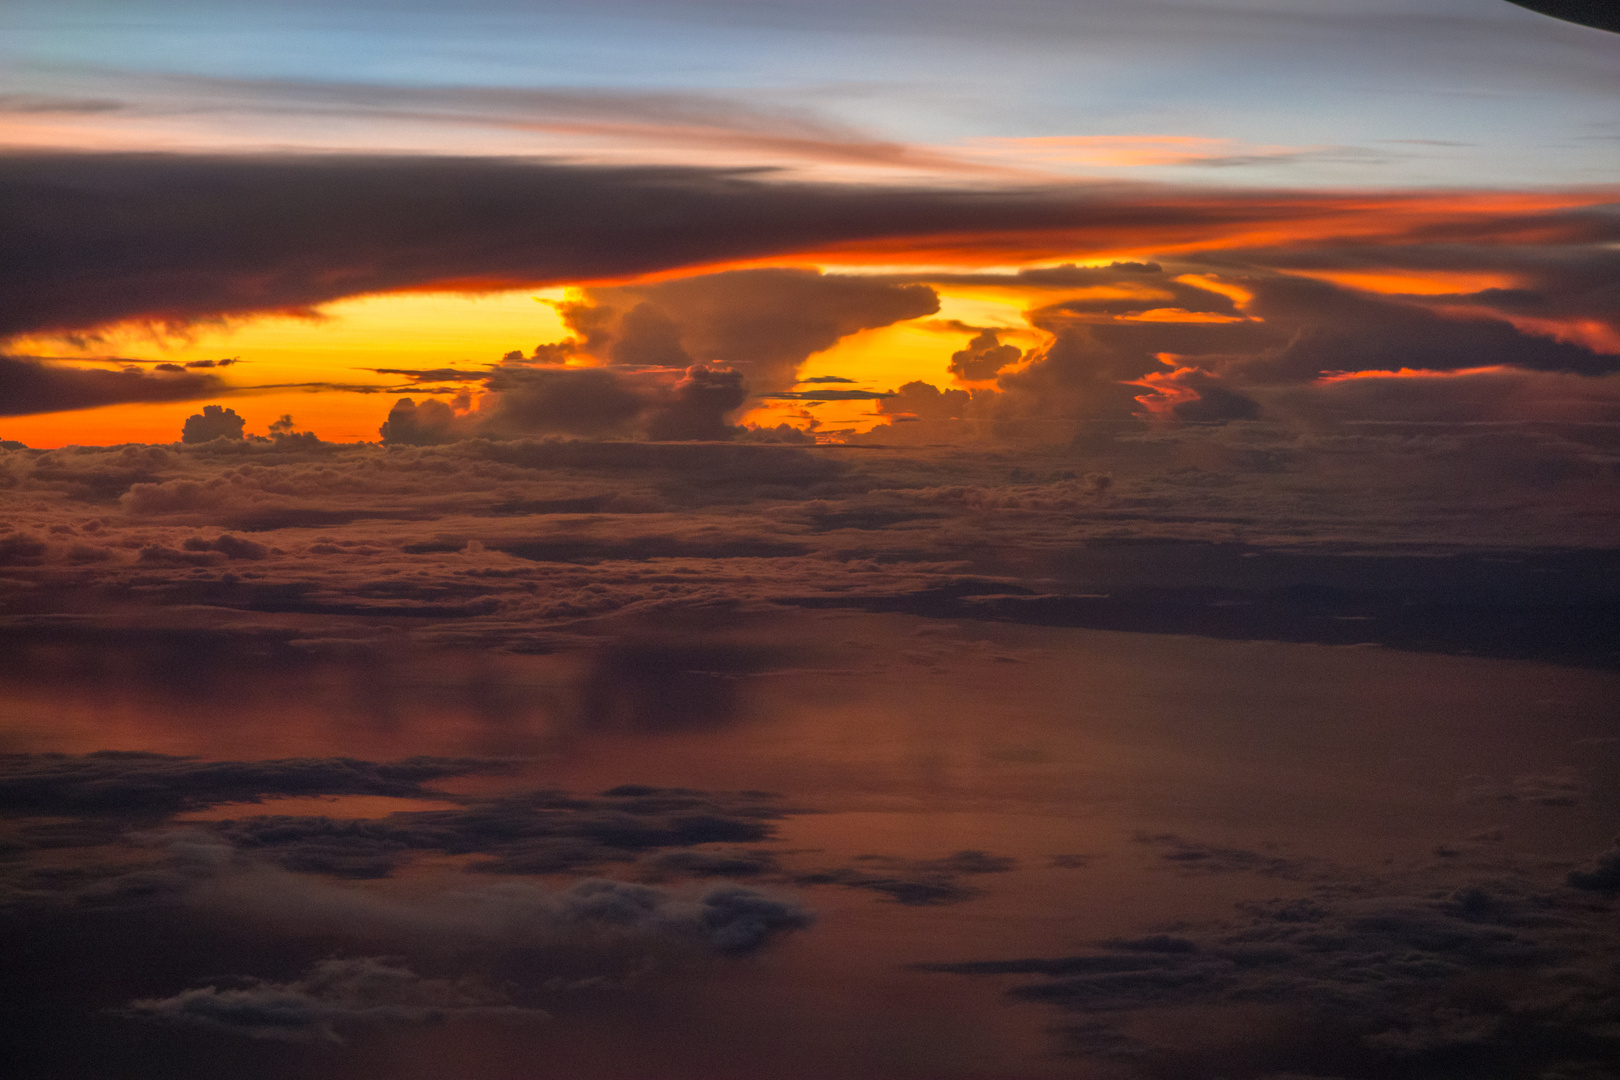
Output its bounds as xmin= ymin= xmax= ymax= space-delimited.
xmin=3 ymin=0 xmax=1618 ymax=446
xmin=3 ymin=4 xmax=1619 ymax=1080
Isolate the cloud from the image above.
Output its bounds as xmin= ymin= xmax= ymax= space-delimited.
xmin=207 ymin=871 xmax=814 ymax=961
xmin=948 ymin=330 xmax=1023 ymax=381
xmin=180 ymin=404 xmax=246 ymax=443
xmin=1266 ymin=367 xmax=1620 ymax=426
xmin=379 ymin=397 xmax=461 ymax=445
xmin=877 ymin=380 xmax=976 ymax=420
xmin=0 ymin=354 xmax=223 ymax=418
xmin=469 ymin=363 xmax=752 ymax=441
xmin=794 ymin=850 xmax=1017 ymax=906
xmin=209 ymin=785 xmax=791 ymax=879
xmin=125 ymin=957 xmax=546 ymax=1043
xmin=469 ymin=369 xmax=644 ymax=439
xmin=1567 ymin=838 xmax=1620 ymax=893
xmin=767 ymin=388 xmax=895 ymax=401
xmin=0 ymin=752 xmax=508 ymax=817
xmin=1231 ymin=274 xmax=1618 ymax=382
xmin=552 ymin=268 xmax=939 ymax=394
xmin=75 ymin=70 xmax=982 ymax=177
xmin=846 ymin=259 xmax=1620 ymax=438
xmin=0 ymin=430 xmax=1615 ymax=667
xmin=121 ymin=873 xmax=814 ymax=1041
xmin=926 ymin=846 xmax=1620 ymax=1079
xmin=7 ymin=152 xmax=1613 ymax=339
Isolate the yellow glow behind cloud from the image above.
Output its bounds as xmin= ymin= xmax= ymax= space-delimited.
xmin=3 ymin=290 xmax=572 ymax=447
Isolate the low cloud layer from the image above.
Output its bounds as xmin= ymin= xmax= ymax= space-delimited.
xmin=929 ymin=842 xmax=1620 ymax=1079
xmin=0 ymin=426 xmax=1615 ymax=666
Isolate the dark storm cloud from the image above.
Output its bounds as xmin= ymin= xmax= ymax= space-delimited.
xmin=928 ymin=851 xmax=1620 ymax=1079
xmin=0 ymin=153 xmax=1138 ymax=335
xmin=948 ymin=330 xmax=1023 ymax=381
xmin=1233 ymin=273 xmax=1617 ymax=381
xmin=1195 ymin=244 xmax=1620 ymax=338
xmin=643 ymin=365 xmax=748 ymax=439
xmin=877 ymin=381 xmax=976 ymax=419
xmin=10 ymin=152 xmax=1612 ymax=338
xmin=0 ymin=353 xmax=222 ymax=417
xmin=475 ymin=368 xmax=648 ymax=438
xmin=553 ymin=268 xmax=939 ymax=393
xmin=441 ymin=363 xmax=751 ymax=442
xmin=1037 ymin=268 xmax=1615 ymax=388
xmin=854 ymin=259 xmax=1620 ymax=434
xmin=1270 ymin=369 xmax=1620 ymax=427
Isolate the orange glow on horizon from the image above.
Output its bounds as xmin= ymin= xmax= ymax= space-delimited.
xmin=0 ymin=389 xmax=401 ymax=448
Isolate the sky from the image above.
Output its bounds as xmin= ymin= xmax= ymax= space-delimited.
xmin=2 ymin=3 xmax=1620 ymax=1079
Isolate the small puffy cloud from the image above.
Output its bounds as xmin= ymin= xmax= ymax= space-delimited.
xmin=180 ymin=405 xmax=245 ymax=443
xmin=878 ymin=381 xmax=975 ymax=420
xmin=948 ymin=330 xmax=1023 ymax=382
xmin=379 ymin=397 xmax=461 ymax=445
